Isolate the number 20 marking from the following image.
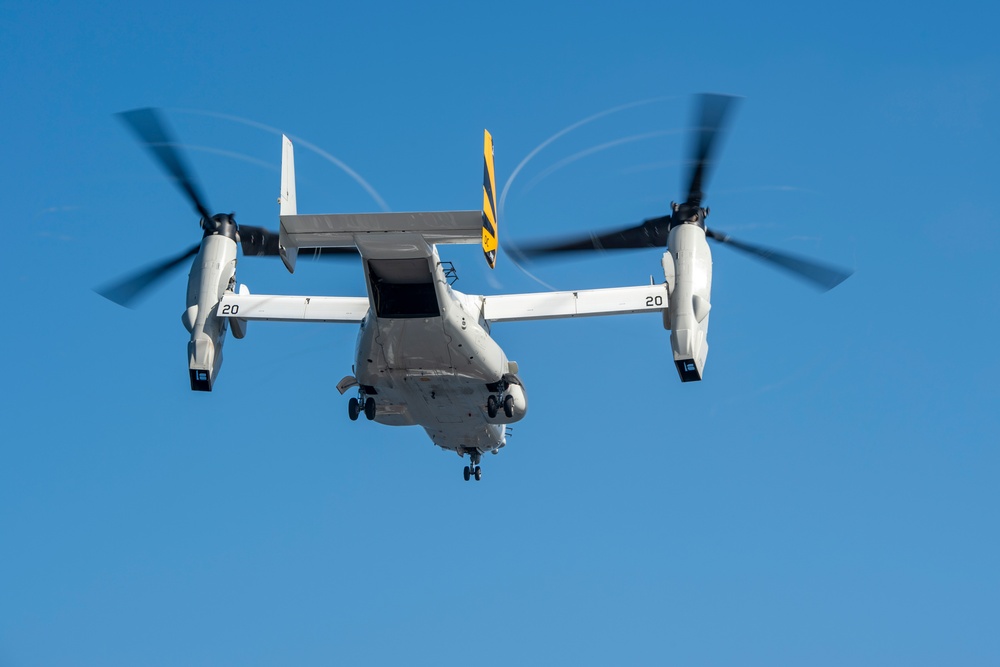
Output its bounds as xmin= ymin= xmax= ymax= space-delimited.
xmin=221 ymin=304 xmax=239 ymax=315
xmin=645 ymin=295 xmax=663 ymax=307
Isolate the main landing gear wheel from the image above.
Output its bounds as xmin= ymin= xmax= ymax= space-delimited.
xmin=348 ymin=397 xmax=360 ymax=421
xmin=463 ymin=466 xmax=471 ymax=481
xmin=364 ymin=397 xmax=377 ymax=421
xmin=474 ymin=466 xmax=482 ymax=481
xmin=487 ymin=395 xmax=499 ymax=418
xmin=503 ymin=394 xmax=514 ymax=418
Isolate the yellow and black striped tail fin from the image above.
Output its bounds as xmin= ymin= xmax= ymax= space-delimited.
xmin=482 ymin=129 xmax=498 ymax=269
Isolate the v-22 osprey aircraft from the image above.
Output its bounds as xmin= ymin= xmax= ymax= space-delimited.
xmin=100 ymin=96 xmax=852 ymax=481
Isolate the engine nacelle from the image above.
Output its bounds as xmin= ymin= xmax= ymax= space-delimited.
xmin=663 ymin=223 xmax=713 ymax=382
xmin=182 ymin=233 xmax=238 ymax=391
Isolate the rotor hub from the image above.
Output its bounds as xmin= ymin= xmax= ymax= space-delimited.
xmin=201 ymin=213 xmax=238 ymax=240
xmin=670 ymin=201 xmax=708 ymax=229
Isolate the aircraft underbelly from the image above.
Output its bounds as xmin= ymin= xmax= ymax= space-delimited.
xmin=369 ymin=371 xmax=503 ymax=452
xmin=380 ymin=317 xmax=454 ymax=370
xmin=354 ymin=316 xmax=506 ymax=453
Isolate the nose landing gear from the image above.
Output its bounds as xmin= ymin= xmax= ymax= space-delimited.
xmin=462 ymin=450 xmax=483 ymax=482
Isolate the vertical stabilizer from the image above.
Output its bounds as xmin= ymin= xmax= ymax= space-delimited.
xmin=482 ymin=130 xmax=498 ymax=269
xmin=280 ymin=134 xmax=297 ymax=215
xmin=278 ymin=134 xmax=298 ymax=273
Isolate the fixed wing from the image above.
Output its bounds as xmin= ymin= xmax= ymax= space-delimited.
xmin=99 ymin=97 xmax=851 ymax=481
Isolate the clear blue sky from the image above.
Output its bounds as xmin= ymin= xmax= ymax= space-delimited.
xmin=3 ymin=1 xmax=998 ymax=665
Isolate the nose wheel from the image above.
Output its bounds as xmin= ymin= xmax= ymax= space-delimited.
xmin=462 ymin=450 xmax=483 ymax=481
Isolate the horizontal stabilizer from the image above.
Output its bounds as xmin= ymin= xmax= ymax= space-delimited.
xmin=280 ymin=211 xmax=483 ymax=250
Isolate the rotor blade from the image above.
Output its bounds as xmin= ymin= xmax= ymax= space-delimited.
xmin=706 ymin=228 xmax=853 ymax=291
xmin=516 ymin=216 xmax=672 ymax=259
xmin=238 ymin=225 xmax=358 ymax=259
xmin=684 ymin=94 xmax=740 ymax=207
xmin=95 ymin=244 xmax=200 ymax=307
xmin=238 ymin=225 xmax=281 ymax=256
xmin=118 ymin=108 xmax=213 ymax=221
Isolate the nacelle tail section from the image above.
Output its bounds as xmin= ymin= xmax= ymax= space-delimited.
xmin=188 ymin=334 xmax=223 ymax=391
